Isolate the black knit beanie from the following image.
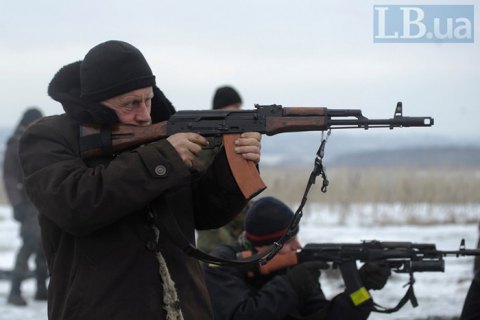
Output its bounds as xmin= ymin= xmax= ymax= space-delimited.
xmin=244 ymin=197 xmax=298 ymax=247
xmin=80 ymin=40 xmax=156 ymax=102
xmin=212 ymin=86 xmax=242 ymax=110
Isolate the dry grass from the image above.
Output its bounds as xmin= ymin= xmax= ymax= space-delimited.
xmin=259 ymin=165 xmax=480 ymax=205
xmin=0 ymin=166 xmax=479 ymax=208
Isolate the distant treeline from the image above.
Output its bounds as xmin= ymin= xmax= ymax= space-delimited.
xmin=261 ymin=132 xmax=480 ymax=167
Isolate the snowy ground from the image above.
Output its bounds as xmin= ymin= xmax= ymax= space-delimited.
xmin=298 ymin=203 xmax=479 ymax=320
xmin=0 ymin=206 xmax=47 ymax=320
xmin=0 ymin=205 xmax=478 ymax=320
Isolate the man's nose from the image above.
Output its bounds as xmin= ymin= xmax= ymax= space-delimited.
xmin=289 ymin=238 xmax=302 ymax=251
xmin=135 ymin=102 xmax=151 ymax=122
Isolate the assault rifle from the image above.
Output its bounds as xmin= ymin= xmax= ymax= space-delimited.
xmin=80 ymin=102 xmax=433 ymax=200
xmin=244 ymin=239 xmax=480 ymax=313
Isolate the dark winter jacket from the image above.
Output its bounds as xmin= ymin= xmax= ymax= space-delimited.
xmin=18 ymin=61 xmax=246 ymax=320
xmin=204 ymin=244 xmax=372 ymax=320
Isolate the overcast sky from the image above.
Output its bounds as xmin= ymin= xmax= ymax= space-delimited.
xmin=1 ymin=0 xmax=478 ymax=139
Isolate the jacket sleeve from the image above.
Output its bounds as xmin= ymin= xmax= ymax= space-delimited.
xmin=191 ymin=147 xmax=247 ymax=230
xmin=322 ymin=292 xmax=372 ymax=320
xmin=18 ymin=115 xmax=218 ymax=236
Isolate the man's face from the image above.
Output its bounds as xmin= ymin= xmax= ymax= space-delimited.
xmin=102 ymin=87 xmax=154 ymax=126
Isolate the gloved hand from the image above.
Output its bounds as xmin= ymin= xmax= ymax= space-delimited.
xmin=285 ymin=262 xmax=325 ymax=298
xmin=359 ymin=262 xmax=391 ymax=290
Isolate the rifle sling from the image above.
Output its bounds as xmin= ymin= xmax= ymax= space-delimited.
xmin=148 ymin=133 xmax=330 ymax=267
xmin=150 ymin=203 xmax=271 ymax=266
xmin=371 ymin=273 xmax=418 ymax=314
xmin=79 ymin=126 xmax=113 ymax=156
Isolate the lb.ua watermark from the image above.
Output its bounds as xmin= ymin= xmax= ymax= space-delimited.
xmin=373 ymin=5 xmax=474 ymax=43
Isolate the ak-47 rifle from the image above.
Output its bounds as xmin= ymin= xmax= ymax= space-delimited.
xmin=241 ymin=239 xmax=480 ymax=313
xmin=80 ymin=102 xmax=433 ymax=200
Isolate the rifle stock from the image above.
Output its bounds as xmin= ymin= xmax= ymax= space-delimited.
xmin=80 ymin=103 xmax=434 ymax=199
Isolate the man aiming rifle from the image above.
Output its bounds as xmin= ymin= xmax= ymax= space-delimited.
xmin=243 ymin=236 xmax=480 ymax=314
xmin=78 ymin=101 xmax=434 ymax=269
xmin=203 ymin=197 xmax=391 ymax=320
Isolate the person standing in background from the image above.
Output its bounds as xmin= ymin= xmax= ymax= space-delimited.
xmin=212 ymin=86 xmax=242 ymax=111
xmin=3 ymin=107 xmax=48 ymax=306
xmin=196 ymin=86 xmax=251 ymax=253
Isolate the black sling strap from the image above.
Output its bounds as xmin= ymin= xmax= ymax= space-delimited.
xmin=79 ymin=126 xmax=113 ymax=156
xmin=371 ymin=274 xmax=418 ymax=313
xmin=151 ymin=203 xmax=273 ymax=266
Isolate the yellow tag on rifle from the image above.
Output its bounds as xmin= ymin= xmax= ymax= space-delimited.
xmin=350 ymin=287 xmax=371 ymax=306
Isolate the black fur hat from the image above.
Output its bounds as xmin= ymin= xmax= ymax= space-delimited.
xmin=48 ymin=42 xmax=175 ymax=125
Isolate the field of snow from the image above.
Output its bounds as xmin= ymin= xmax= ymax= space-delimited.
xmin=0 ymin=204 xmax=478 ymax=320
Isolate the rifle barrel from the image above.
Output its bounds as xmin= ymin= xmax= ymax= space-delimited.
xmin=327 ymin=117 xmax=433 ymax=129
xmin=440 ymin=249 xmax=480 ymax=256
